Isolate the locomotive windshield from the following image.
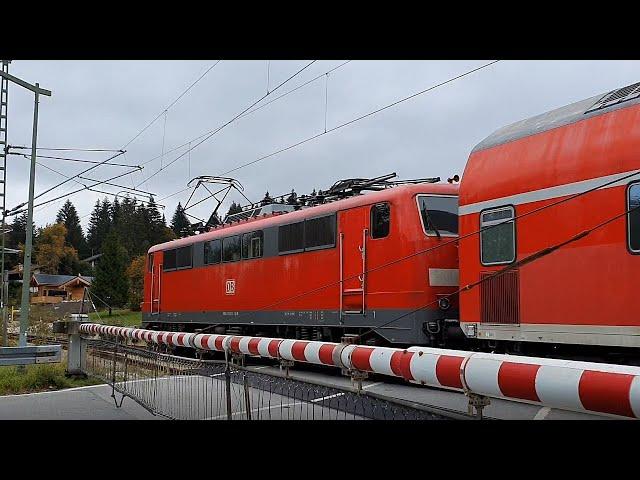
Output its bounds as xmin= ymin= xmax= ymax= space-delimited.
xmin=417 ymin=195 xmax=458 ymax=236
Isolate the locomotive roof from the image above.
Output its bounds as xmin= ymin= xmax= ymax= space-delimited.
xmin=149 ymin=182 xmax=458 ymax=253
xmin=472 ymin=82 xmax=640 ymax=153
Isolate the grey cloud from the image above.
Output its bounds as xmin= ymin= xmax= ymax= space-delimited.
xmin=3 ymin=60 xmax=640 ymax=231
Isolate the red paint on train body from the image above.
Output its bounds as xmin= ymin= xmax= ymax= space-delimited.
xmin=459 ymin=87 xmax=640 ymax=348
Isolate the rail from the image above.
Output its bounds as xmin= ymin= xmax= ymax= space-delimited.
xmin=78 ymin=323 xmax=640 ymax=419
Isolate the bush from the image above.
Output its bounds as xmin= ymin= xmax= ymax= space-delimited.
xmin=0 ymin=362 xmax=101 ymax=395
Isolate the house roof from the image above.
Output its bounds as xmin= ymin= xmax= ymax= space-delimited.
xmin=32 ymin=274 xmax=94 ymax=287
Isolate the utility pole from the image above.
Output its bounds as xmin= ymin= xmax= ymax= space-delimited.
xmin=0 ymin=66 xmax=51 ymax=348
xmin=0 ymin=60 xmax=10 ymax=346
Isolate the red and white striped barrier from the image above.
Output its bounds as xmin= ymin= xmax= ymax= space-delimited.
xmin=79 ymin=323 xmax=640 ymax=419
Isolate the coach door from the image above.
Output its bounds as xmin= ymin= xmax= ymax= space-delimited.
xmin=339 ymin=207 xmax=369 ymax=317
xmin=150 ymin=252 xmax=162 ymax=315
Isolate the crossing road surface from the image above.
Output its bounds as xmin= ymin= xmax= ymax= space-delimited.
xmin=0 ymin=385 xmax=159 ymax=420
xmin=0 ymin=367 xmax=615 ymax=420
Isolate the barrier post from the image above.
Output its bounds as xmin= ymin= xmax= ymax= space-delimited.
xmin=467 ymin=393 xmax=491 ymax=420
xmin=340 ymin=334 xmax=367 ymax=391
xmin=54 ymin=313 xmax=89 ymax=377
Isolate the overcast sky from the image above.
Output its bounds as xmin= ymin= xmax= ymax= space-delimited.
xmin=4 ymin=60 xmax=640 ymax=234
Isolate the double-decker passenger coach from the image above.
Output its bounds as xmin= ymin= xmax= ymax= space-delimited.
xmin=458 ymin=82 xmax=640 ymax=351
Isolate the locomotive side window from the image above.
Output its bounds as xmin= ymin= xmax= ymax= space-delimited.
xmin=176 ymin=245 xmax=193 ymax=269
xmin=371 ymin=203 xmax=390 ymax=239
xmin=629 ymin=183 xmax=640 ymax=252
xmin=204 ymin=239 xmax=222 ymax=265
xmin=417 ymin=195 xmax=458 ymax=236
xmin=480 ymin=206 xmax=516 ymax=265
xmin=278 ymin=221 xmax=305 ymax=254
xmin=305 ymin=215 xmax=336 ymax=249
xmin=242 ymin=231 xmax=264 ymax=259
xmin=163 ymin=249 xmax=176 ymax=271
xmin=223 ymin=235 xmax=242 ymax=262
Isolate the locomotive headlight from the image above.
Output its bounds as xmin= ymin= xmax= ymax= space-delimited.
xmin=438 ymin=297 xmax=451 ymax=311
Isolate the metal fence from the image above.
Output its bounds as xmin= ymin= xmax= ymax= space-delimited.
xmin=83 ymin=338 xmax=467 ymax=420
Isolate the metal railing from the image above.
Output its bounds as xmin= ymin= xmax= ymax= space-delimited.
xmin=83 ymin=338 xmax=466 ymax=420
xmin=75 ymin=322 xmax=640 ymax=420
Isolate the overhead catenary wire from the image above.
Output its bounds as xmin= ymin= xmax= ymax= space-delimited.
xmin=32 ymin=161 xmax=156 ymax=217
xmin=9 ymin=146 xmax=124 ymax=152
xmin=133 ymin=61 xmax=351 ymax=171
xmin=11 ymin=151 xmax=138 ymax=168
xmin=136 ymin=60 xmax=318 ymax=188
xmin=9 ymin=168 xmax=145 ymax=216
xmin=158 ymin=60 xmax=499 ymax=203
xmin=120 ymin=60 xmax=222 ymax=150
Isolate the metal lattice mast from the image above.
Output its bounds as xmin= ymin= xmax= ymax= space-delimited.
xmin=0 ymin=60 xmax=10 ymax=347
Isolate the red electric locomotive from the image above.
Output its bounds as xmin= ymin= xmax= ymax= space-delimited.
xmin=459 ymin=81 xmax=640 ymax=352
xmin=142 ymin=175 xmax=461 ymax=346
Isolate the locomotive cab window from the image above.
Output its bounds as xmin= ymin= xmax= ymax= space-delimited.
xmin=480 ymin=206 xmax=516 ymax=265
xmin=204 ymin=239 xmax=222 ymax=265
xmin=223 ymin=235 xmax=242 ymax=262
xmin=242 ymin=230 xmax=264 ymax=259
xmin=147 ymin=253 xmax=154 ymax=272
xmin=417 ymin=195 xmax=458 ymax=236
xmin=629 ymin=183 xmax=640 ymax=252
xmin=371 ymin=203 xmax=390 ymax=239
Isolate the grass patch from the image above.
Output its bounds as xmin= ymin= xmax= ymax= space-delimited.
xmin=0 ymin=362 xmax=102 ymax=396
xmin=88 ymin=309 xmax=142 ymax=327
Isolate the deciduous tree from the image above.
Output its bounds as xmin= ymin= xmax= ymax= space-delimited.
xmin=126 ymin=255 xmax=146 ymax=311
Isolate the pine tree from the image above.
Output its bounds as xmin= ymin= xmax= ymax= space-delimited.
xmin=86 ymin=198 xmax=112 ymax=256
xmin=226 ymin=201 xmax=242 ymax=217
xmin=91 ymin=231 xmax=130 ymax=308
xmin=56 ymin=200 xmax=88 ymax=257
xmin=286 ymin=189 xmax=297 ymax=205
xmin=260 ymin=191 xmax=274 ymax=206
xmin=6 ymin=212 xmax=29 ymax=268
xmin=170 ymin=202 xmax=193 ymax=238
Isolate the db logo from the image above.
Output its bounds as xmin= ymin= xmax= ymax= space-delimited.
xmin=225 ymin=279 xmax=236 ymax=295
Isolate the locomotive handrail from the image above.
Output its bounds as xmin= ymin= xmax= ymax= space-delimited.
xmin=80 ymin=323 xmax=640 ymax=419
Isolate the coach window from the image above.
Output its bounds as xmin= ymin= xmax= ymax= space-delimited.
xmin=204 ymin=239 xmax=222 ymax=265
xmin=242 ymin=231 xmax=264 ymax=259
xmin=176 ymin=245 xmax=193 ymax=269
xmin=278 ymin=221 xmax=305 ymax=254
xmin=480 ymin=206 xmax=516 ymax=265
xmin=371 ymin=203 xmax=390 ymax=239
xmin=163 ymin=249 xmax=176 ymax=271
xmin=223 ymin=235 xmax=242 ymax=262
xmin=629 ymin=183 xmax=640 ymax=252
xmin=305 ymin=215 xmax=336 ymax=249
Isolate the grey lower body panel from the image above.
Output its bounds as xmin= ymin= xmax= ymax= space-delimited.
xmin=142 ymin=309 xmax=449 ymax=345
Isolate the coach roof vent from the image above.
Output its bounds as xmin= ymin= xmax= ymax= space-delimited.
xmin=585 ymin=82 xmax=640 ymax=114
